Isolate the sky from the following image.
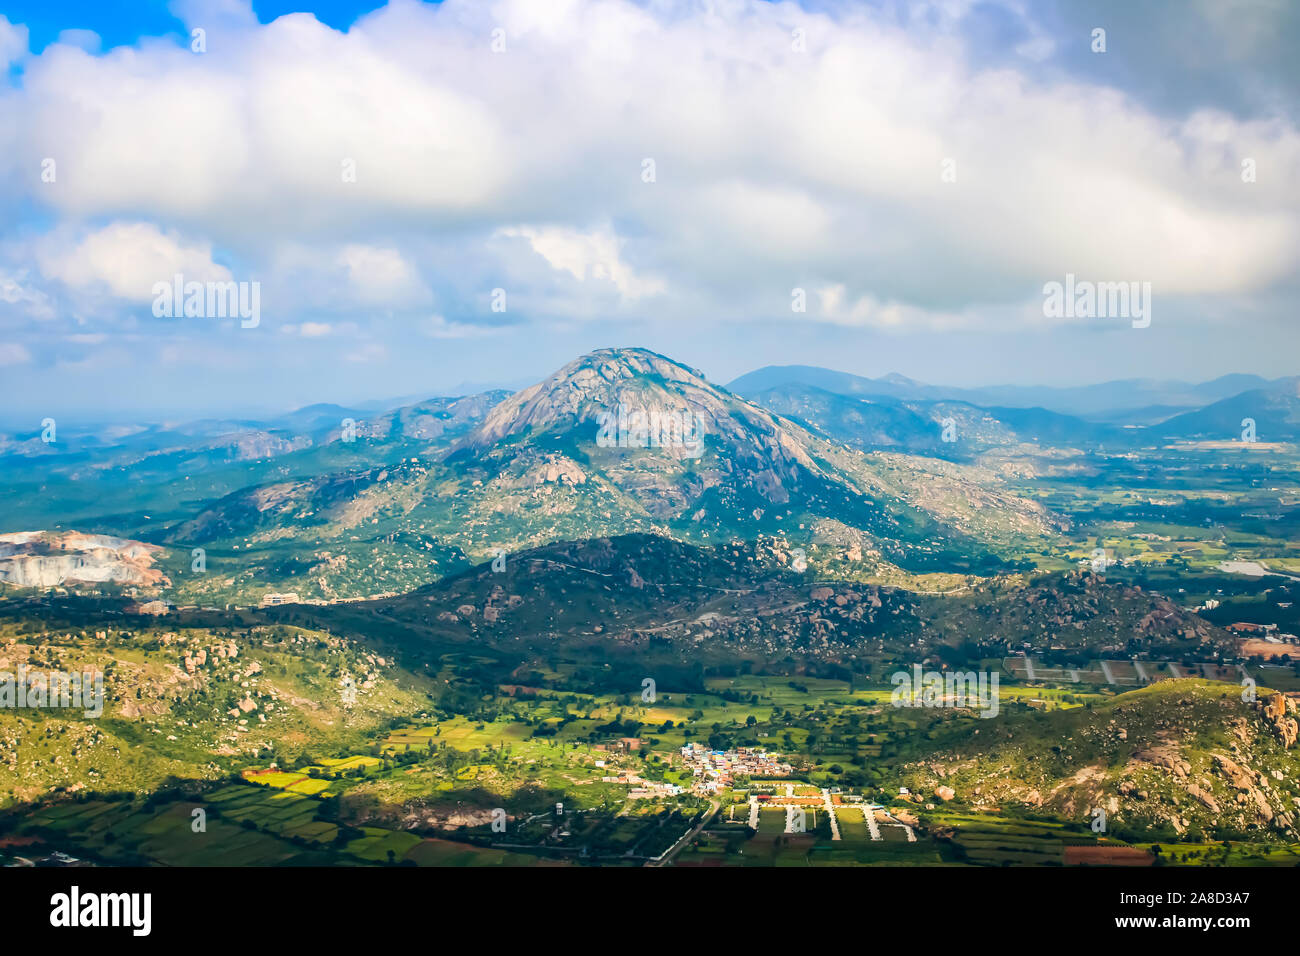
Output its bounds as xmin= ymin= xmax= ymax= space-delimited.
xmin=1 ymin=0 xmax=1298 ymax=422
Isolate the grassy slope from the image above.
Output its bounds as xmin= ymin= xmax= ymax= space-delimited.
xmin=900 ymin=679 xmax=1300 ymax=841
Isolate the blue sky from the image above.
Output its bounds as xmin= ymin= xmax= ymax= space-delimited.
xmin=5 ymin=1 xmax=388 ymax=50
xmin=0 ymin=0 xmax=1297 ymax=423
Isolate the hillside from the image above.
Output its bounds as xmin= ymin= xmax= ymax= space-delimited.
xmin=903 ymin=680 xmax=1300 ymax=841
xmin=1156 ymin=378 xmax=1300 ymax=442
xmin=267 ymin=535 xmax=1229 ymax=680
xmin=0 ymin=610 xmax=438 ymax=807
xmin=135 ymin=349 xmax=1063 ymax=602
xmin=746 ymin=382 xmax=1125 ymax=456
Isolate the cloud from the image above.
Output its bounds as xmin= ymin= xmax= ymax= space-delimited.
xmin=35 ymin=222 xmax=231 ymax=303
xmin=335 ymin=244 xmax=427 ymax=305
xmin=55 ymin=30 xmax=102 ymax=54
xmin=0 ymin=15 xmax=28 ymax=70
xmin=0 ymin=271 xmax=53 ymax=320
xmin=0 ymin=0 xmax=1294 ymax=350
xmin=424 ymin=314 xmax=501 ymax=339
xmin=169 ymin=0 xmax=259 ymax=32
xmin=497 ymin=225 xmax=665 ymax=300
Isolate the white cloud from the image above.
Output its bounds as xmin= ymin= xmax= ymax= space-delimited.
xmin=814 ymin=284 xmax=972 ymax=331
xmin=0 ymin=271 xmax=54 ymax=320
xmin=336 ymin=244 xmax=426 ymax=305
xmin=36 ymin=222 xmax=232 ymax=303
xmin=498 ymin=225 xmax=665 ymax=300
xmin=424 ymin=314 xmax=499 ymax=339
xmin=0 ymin=0 xmax=1295 ymax=335
xmin=169 ymin=0 xmax=259 ymax=32
xmin=0 ymin=15 xmax=28 ymax=70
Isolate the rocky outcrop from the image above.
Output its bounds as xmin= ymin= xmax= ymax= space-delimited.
xmin=1261 ymin=693 xmax=1299 ymax=749
xmin=1210 ymin=754 xmax=1279 ymax=823
xmin=455 ymin=348 xmax=829 ymax=507
xmin=1186 ymin=783 xmax=1220 ymax=814
xmin=1131 ymin=745 xmax=1190 ymax=779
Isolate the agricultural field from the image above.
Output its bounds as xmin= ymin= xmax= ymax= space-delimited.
xmin=4 ymin=582 xmax=1300 ymax=867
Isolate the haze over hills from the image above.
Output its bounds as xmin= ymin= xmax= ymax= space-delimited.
xmin=5 ymin=346 xmax=1300 ymax=870
xmin=734 ymin=366 xmax=1300 ymax=449
xmin=3 ymin=357 xmax=1288 ymax=482
xmin=130 ymin=347 xmax=1056 ymax=603
xmin=746 ymin=382 xmax=1127 ymax=458
xmin=1153 ymin=378 xmax=1300 ymax=442
xmin=728 ymin=365 xmax=1278 ymax=419
xmin=6 ymin=346 xmax=1300 ymax=606
xmin=0 ymin=392 xmax=512 ymax=474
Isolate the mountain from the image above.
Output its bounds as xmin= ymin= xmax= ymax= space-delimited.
xmin=130 ymin=348 xmax=1062 ymax=603
xmin=974 ymin=404 xmax=1125 ymax=446
xmin=333 ymin=391 xmax=511 ymax=444
xmin=0 ymin=389 xmax=512 ymax=556
xmin=445 ymin=347 xmax=1060 ymax=563
xmin=742 ymin=384 xmax=944 ymax=456
xmin=728 ymin=365 xmax=934 ymax=402
xmin=1155 ymin=378 xmax=1300 ymax=442
xmin=455 ymin=348 xmax=839 ymax=512
xmin=303 ymin=535 xmax=1220 ymax=666
xmin=6 ymin=351 xmax=1295 ymax=869
xmin=0 ymin=613 xmax=435 ymax=805
xmin=0 ymin=390 xmax=512 ymax=479
xmin=307 ymin=532 xmax=925 ymax=660
xmin=905 ymin=681 xmax=1300 ymax=842
xmin=745 ymin=383 xmax=1124 ymax=455
xmin=728 ymin=366 xmax=1277 ymax=419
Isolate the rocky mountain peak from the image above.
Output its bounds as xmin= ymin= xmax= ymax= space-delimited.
xmin=455 ymin=346 xmax=829 ymax=506
xmin=464 ymin=347 xmax=748 ymax=450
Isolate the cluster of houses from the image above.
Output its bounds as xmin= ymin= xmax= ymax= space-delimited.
xmin=1227 ymin=621 xmax=1300 ymax=643
xmin=679 ymin=744 xmax=792 ymax=793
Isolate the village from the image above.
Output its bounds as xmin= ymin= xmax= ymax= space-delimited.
xmin=675 ymin=744 xmax=915 ymax=842
xmin=678 ymin=743 xmax=793 ymax=792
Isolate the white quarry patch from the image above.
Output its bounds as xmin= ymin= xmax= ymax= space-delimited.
xmin=0 ymin=530 xmax=169 ymax=588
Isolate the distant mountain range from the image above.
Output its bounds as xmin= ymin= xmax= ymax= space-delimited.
xmin=5 ymin=347 xmax=1300 ymax=604
xmin=730 ymin=365 xmax=1300 ymax=446
xmin=1152 ymin=380 xmax=1300 ymax=441
xmin=146 ymin=348 xmax=1056 ymax=600
xmin=0 ymin=392 xmax=510 ymax=479
xmin=4 ymin=361 xmax=1291 ymax=472
xmin=727 ymin=365 xmax=1278 ymax=419
xmin=744 ymin=382 xmax=1126 ymax=457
